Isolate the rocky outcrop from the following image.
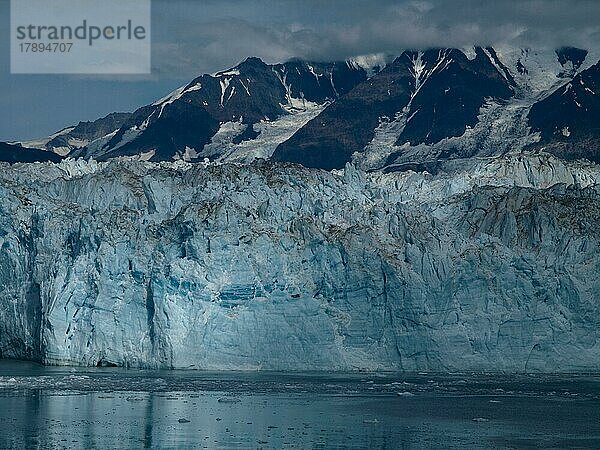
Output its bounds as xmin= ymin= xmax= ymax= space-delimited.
xmin=0 ymin=142 xmax=62 ymax=163
xmin=528 ymin=62 xmax=600 ymax=162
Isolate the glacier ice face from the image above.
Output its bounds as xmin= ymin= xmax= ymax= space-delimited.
xmin=0 ymin=154 xmax=600 ymax=372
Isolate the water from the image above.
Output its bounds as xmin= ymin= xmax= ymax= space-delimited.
xmin=1 ymin=361 xmax=600 ymax=449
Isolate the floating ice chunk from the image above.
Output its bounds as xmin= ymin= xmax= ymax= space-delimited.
xmin=396 ymin=392 xmax=415 ymax=397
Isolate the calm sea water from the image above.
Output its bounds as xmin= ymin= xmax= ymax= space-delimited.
xmin=0 ymin=360 xmax=599 ymax=449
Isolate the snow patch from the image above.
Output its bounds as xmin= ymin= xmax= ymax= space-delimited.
xmin=153 ymin=85 xmax=186 ymax=107
xmin=183 ymin=146 xmax=199 ymax=162
xmin=215 ymin=69 xmax=240 ymax=77
xmin=239 ymin=79 xmax=251 ymax=96
xmin=357 ymin=98 xmax=542 ymax=171
xmin=186 ymin=83 xmax=202 ymax=93
xmin=220 ymin=78 xmax=232 ymax=106
xmin=491 ymin=47 xmax=585 ymax=97
xmin=84 ymin=131 xmax=118 ymax=158
xmin=347 ymin=53 xmax=389 ymax=76
xmin=201 ymin=101 xmax=325 ymax=163
xmin=116 ymin=149 xmax=155 ymax=161
xmin=274 ymin=69 xmax=294 ymax=106
xmin=18 ymin=126 xmax=76 ymax=149
xmin=52 ymin=146 xmax=73 ymax=157
xmin=462 ymin=47 xmax=477 ymax=61
xmin=202 ymin=119 xmax=247 ymax=159
xmin=152 ymin=82 xmax=203 ymax=120
xmin=106 ymin=127 xmax=141 ymax=154
xmin=307 ymin=64 xmax=321 ymax=82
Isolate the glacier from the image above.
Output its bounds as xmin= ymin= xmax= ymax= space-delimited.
xmin=0 ymin=153 xmax=599 ymax=372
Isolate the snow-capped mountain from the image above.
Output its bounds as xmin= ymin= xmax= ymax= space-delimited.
xmin=5 ymin=56 xmax=377 ymax=164
xmin=6 ymin=46 xmax=598 ymax=170
xmin=18 ymin=112 xmax=131 ymax=157
xmin=71 ymin=57 xmax=372 ymax=162
xmin=274 ymin=46 xmax=600 ymax=171
xmin=274 ymin=47 xmax=515 ymax=169
xmin=528 ymin=59 xmax=600 ymax=162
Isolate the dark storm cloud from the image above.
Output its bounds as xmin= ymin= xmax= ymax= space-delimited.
xmin=151 ymin=0 xmax=600 ymax=76
xmin=1 ymin=0 xmax=599 ymax=140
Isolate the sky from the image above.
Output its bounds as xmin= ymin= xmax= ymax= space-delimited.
xmin=1 ymin=0 xmax=600 ymax=141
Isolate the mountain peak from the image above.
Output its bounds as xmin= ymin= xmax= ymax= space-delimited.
xmin=556 ymin=47 xmax=588 ymax=70
xmin=235 ymin=56 xmax=269 ymax=71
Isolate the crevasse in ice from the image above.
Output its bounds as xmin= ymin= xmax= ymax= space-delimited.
xmin=0 ymin=153 xmax=599 ymax=371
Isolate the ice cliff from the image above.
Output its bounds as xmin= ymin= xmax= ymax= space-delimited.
xmin=0 ymin=153 xmax=599 ymax=372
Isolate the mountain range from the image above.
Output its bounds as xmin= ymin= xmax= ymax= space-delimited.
xmin=6 ymin=46 xmax=600 ymax=171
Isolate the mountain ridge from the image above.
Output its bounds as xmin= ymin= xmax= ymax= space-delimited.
xmin=3 ymin=47 xmax=599 ymax=169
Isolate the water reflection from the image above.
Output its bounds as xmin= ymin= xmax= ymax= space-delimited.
xmin=1 ymin=361 xmax=600 ymax=449
xmin=1 ymin=391 xmax=417 ymax=449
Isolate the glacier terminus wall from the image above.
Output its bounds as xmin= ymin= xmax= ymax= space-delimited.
xmin=0 ymin=154 xmax=599 ymax=372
